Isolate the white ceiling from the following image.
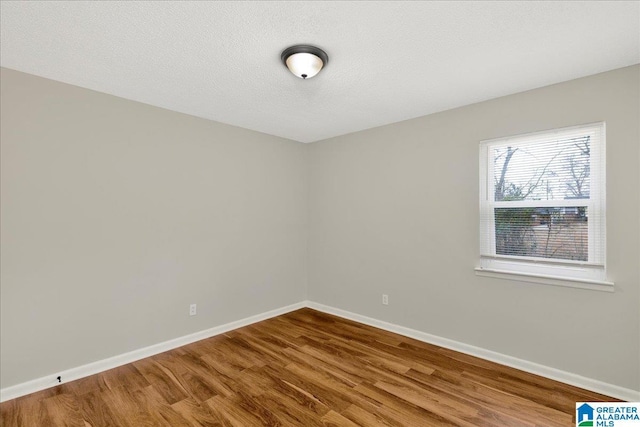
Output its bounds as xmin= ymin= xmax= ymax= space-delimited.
xmin=1 ymin=1 xmax=639 ymax=143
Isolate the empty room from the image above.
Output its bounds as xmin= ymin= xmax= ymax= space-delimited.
xmin=1 ymin=1 xmax=639 ymax=426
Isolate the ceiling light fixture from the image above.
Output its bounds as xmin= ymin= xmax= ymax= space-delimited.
xmin=281 ymin=45 xmax=328 ymax=80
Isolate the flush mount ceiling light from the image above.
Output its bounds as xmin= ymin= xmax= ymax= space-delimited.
xmin=281 ymin=45 xmax=329 ymax=79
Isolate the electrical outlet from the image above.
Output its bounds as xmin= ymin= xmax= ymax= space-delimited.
xmin=382 ymin=294 xmax=389 ymax=305
xmin=189 ymin=304 xmax=197 ymax=316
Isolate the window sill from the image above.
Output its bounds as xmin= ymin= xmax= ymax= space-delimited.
xmin=474 ymin=268 xmax=614 ymax=292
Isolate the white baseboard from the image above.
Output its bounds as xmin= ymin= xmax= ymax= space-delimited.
xmin=306 ymin=301 xmax=640 ymax=402
xmin=0 ymin=301 xmax=306 ymax=403
xmin=3 ymin=299 xmax=638 ymax=403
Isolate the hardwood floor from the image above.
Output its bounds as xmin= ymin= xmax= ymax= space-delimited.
xmin=1 ymin=308 xmax=617 ymax=426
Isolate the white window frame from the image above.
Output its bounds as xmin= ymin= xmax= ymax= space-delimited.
xmin=476 ymin=123 xmax=613 ymax=291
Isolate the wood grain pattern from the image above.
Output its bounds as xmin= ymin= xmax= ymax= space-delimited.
xmin=0 ymin=308 xmax=617 ymax=426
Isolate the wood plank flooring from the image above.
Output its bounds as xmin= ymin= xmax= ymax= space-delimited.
xmin=1 ymin=308 xmax=617 ymax=426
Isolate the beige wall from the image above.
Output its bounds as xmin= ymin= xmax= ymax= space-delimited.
xmin=2 ymin=65 xmax=638 ymax=393
xmin=308 ymin=65 xmax=640 ymax=391
xmin=0 ymin=68 xmax=308 ymax=388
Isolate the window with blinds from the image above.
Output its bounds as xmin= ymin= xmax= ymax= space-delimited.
xmin=478 ymin=123 xmax=608 ymax=285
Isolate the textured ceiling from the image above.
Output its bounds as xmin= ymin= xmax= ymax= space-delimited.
xmin=1 ymin=1 xmax=639 ymax=143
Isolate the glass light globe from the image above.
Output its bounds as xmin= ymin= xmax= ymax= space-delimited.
xmin=285 ymin=52 xmax=324 ymax=79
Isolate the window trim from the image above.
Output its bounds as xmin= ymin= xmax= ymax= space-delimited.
xmin=474 ymin=267 xmax=614 ymax=292
xmin=478 ymin=122 xmax=611 ymax=290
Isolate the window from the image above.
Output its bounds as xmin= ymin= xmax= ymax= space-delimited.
xmin=478 ymin=123 xmax=611 ymax=289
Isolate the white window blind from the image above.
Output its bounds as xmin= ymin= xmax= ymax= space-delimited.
xmin=479 ymin=123 xmax=608 ymax=284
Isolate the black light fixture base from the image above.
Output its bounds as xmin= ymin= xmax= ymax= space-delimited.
xmin=281 ymin=45 xmax=329 ymax=67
